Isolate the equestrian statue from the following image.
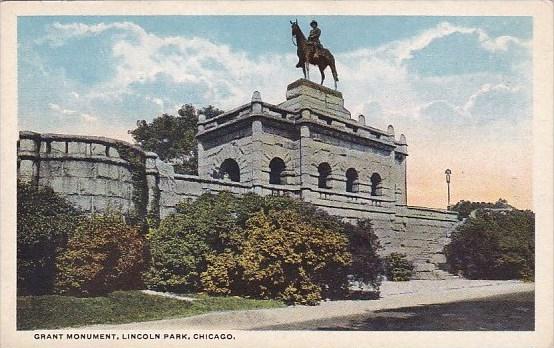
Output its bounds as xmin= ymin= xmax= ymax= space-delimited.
xmin=290 ymin=19 xmax=339 ymax=89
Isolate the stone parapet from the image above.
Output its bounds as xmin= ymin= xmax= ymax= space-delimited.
xmin=17 ymin=131 xmax=148 ymax=216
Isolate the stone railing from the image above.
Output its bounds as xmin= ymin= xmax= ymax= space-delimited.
xmin=197 ymin=96 xmax=295 ymax=136
xmin=397 ymin=205 xmax=459 ymax=222
xmin=17 ymin=131 xmax=150 ymax=215
xmin=302 ymin=187 xmax=396 ymax=213
xmin=253 ymin=183 xmax=302 ymax=198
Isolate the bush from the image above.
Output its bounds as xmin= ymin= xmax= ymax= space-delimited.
xmin=17 ymin=181 xmax=81 ymax=295
xmin=144 ymin=212 xmax=210 ymax=292
xmin=345 ymin=219 xmax=384 ymax=288
xmin=444 ymin=209 xmax=534 ymax=280
xmin=201 ymin=210 xmax=351 ymax=305
xmin=146 ymin=192 xmax=384 ymax=304
xmin=55 ymin=213 xmax=145 ymax=296
xmin=384 ymin=253 xmax=414 ymax=281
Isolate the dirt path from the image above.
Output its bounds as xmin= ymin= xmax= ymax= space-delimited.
xmin=81 ymin=280 xmax=534 ymax=330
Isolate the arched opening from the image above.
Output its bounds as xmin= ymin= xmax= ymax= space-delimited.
xmin=346 ymin=168 xmax=359 ymax=193
xmin=318 ymin=162 xmax=332 ymax=189
xmin=219 ymin=158 xmax=240 ymax=182
xmin=370 ymin=173 xmax=382 ymax=196
xmin=269 ymin=157 xmax=286 ymax=185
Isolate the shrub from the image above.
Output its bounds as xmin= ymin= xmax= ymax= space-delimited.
xmin=344 ymin=219 xmax=384 ymax=288
xmin=55 ymin=213 xmax=145 ymax=296
xmin=444 ymin=209 xmax=534 ymax=280
xmin=146 ymin=192 xmax=384 ymax=304
xmin=144 ymin=212 xmax=210 ymax=292
xmin=384 ymin=253 xmax=414 ymax=281
xmin=201 ymin=210 xmax=351 ymax=305
xmin=17 ymin=181 xmax=81 ymax=295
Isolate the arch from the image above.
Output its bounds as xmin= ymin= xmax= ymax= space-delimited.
xmin=269 ymin=157 xmax=286 ymax=185
xmin=370 ymin=172 xmax=383 ymax=196
xmin=318 ymin=162 xmax=332 ymax=189
xmin=345 ymin=168 xmax=359 ymax=193
xmin=219 ymin=158 xmax=240 ymax=182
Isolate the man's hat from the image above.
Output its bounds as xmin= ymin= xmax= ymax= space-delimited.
xmin=310 ymin=20 xmax=318 ymax=26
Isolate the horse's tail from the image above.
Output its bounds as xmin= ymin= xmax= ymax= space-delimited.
xmin=329 ymin=55 xmax=339 ymax=82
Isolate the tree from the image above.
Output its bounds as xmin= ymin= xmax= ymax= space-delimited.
xmin=17 ymin=181 xmax=81 ymax=295
xmin=449 ymin=198 xmax=512 ymax=220
xmin=129 ymin=104 xmax=223 ymax=174
xmin=444 ymin=209 xmax=534 ymax=280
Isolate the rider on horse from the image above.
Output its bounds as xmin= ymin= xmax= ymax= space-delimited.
xmin=290 ymin=19 xmax=339 ymax=88
xmin=307 ymin=20 xmax=323 ymax=60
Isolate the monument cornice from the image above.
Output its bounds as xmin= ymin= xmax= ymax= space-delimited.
xmin=297 ymin=119 xmax=397 ymax=151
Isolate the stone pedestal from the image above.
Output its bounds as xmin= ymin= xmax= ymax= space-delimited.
xmin=278 ymin=79 xmax=351 ymax=119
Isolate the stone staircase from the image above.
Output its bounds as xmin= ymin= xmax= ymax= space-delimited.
xmin=411 ymin=258 xmax=459 ymax=280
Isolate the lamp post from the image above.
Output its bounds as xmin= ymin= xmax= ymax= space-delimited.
xmin=445 ymin=169 xmax=452 ymax=209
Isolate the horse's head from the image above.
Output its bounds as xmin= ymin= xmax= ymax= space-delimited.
xmin=290 ymin=19 xmax=299 ymax=36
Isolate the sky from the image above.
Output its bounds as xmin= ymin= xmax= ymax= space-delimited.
xmin=17 ymin=16 xmax=533 ymax=209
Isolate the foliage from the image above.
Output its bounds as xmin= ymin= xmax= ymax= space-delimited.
xmin=130 ymin=104 xmax=223 ymax=175
xmin=146 ymin=192 xmax=384 ymax=304
xmin=201 ymin=210 xmax=352 ymax=305
xmin=55 ymin=213 xmax=145 ymax=296
xmin=450 ymin=198 xmax=512 ymax=220
xmin=444 ymin=209 xmax=534 ymax=280
xmin=144 ymin=212 xmax=211 ymax=292
xmin=17 ymin=290 xmax=283 ymax=330
xmin=17 ymin=181 xmax=81 ymax=295
xmin=113 ymin=144 xmax=148 ymax=230
xmin=384 ymin=253 xmax=414 ymax=281
xmin=344 ymin=218 xmax=384 ymax=288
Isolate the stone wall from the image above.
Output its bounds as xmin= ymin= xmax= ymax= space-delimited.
xmin=17 ymin=131 xmax=149 ymax=215
xmin=18 ymin=131 xmax=459 ymax=278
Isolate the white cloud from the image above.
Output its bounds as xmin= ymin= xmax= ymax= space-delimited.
xmin=80 ymin=113 xmax=98 ymax=123
xmin=418 ymin=99 xmax=466 ymax=123
xmin=39 ymin=21 xmax=145 ymax=46
xmin=145 ymin=96 xmax=164 ymax=107
xmin=48 ymin=103 xmax=61 ymax=112
xmin=463 ymin=83 xmax=522 ymax=113
xmin=48 ymin=103 xmax=77 ymax=115
xmin=373 ymin=21 xmax=529 ymax=64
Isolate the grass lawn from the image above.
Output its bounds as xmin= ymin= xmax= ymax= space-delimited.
xmin=17 ymin=291 xmax=284 ymax=330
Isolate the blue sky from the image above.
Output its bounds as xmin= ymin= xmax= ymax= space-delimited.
xmin=17 ymin=16 xmax=533 ymax=208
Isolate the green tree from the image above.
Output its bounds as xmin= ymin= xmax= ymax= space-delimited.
xmin=129 ymin=104 xmax=223 ymax=175
xmin=450 ymin=198 xmax=512 ymax=220
xmin=17 ymin=181 xmax=81 ymax=295
xmin=444 ymin=209 xmax=534 ymax=280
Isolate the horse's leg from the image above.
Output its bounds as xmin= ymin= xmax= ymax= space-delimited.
xmin=305 ymin=62 xmax=310 ymax=80
xmin=302 ymin=63 xmax=307 ymax=79
xmin=319 ymin=65 xmax=325 ymax=85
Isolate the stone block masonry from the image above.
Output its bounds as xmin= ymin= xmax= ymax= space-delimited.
xmin=18 ymin=132 xmax=142 ymax=214
xmin=17 ymin=79 xmax=460 ymax=278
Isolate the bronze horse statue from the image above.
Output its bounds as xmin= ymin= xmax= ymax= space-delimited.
xmin=290 ymin=20 xmax=339 ymax=89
